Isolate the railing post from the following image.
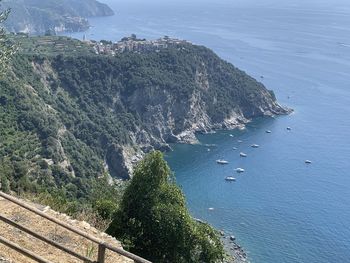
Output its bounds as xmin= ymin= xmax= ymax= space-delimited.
xmin=97 ymin=244 xmax=106 ymax=263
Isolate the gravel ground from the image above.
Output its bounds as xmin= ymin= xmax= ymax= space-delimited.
xmin=0 ymin=196 xmax=133 ymax=263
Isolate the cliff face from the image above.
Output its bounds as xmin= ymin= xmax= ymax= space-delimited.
xmin=2 ymin=0 xmax=114 ymax=34
xmin=125 ymin=73 xmax=285 ymax=145
xmin=1 ymin=36 xmax=288 ymax=195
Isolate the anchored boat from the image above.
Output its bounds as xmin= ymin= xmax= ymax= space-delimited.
xmin=235 ymin=168 xmax=245 ymax=173
xmin=216 ymin=159 xmax=229 ymax=164
xmin=225 ymin=176 xmax=236 ymax=181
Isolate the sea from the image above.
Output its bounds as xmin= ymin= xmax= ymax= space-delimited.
xmin=64 ymin=0 xmax=350 ymax=262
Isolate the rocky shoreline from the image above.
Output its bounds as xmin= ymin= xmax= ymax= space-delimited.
xmin=222 ymin=235 xmax=249 ymax=263
xmin=195 ymin=218 xmax=249 ymax=263
xmin=120 ymin=111 xmax=291 ymax=179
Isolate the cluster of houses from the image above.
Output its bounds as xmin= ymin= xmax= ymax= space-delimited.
xmin=88 ymin=35 xmax=191 ymax=55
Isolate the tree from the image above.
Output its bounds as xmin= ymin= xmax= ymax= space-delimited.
xmin=0 ymin=175 xmax=10 ymax=193
xmin=107 ymin=151 xmax=225 ymax=263
xmin=0 ymin=0 xmax=16 ymax=73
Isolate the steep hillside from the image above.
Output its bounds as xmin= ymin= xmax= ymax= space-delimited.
xmin=0 ymin=35 xmax=289 ymax=201
xmin=2 ymin=0 xmax=114 ymax=34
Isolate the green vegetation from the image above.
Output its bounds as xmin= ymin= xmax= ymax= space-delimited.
xmin=108 ymin=151 xmax=225 ymax=263
xmin=0 ymin=40 xmax=122 ymax=220
xmin=11 ymin=35 xmax=96 ymax=56
xmin=0 ymin=35 xmax=282 ymax=259
xmin=0 ymin=35 xmax=281 ymax=207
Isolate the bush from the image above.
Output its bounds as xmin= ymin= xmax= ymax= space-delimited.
xmin=95 ymin=199 xmax=118 ymax=220
xmin=0 ymin=175 xmax=10 ymax=193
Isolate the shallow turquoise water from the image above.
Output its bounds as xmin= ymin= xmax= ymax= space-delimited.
xmin=66 ymin=1 xmax=350 ymax=262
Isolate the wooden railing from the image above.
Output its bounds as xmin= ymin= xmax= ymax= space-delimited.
xmin=0 ymin=191 xmax=151 ymax=263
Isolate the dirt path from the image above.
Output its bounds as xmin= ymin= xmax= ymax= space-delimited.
xmin=0 ymin=196 xmax=133 ymax=263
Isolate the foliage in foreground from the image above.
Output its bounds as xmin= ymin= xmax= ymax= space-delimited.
xmin=107 ymin=151 xmax=225 ymax=263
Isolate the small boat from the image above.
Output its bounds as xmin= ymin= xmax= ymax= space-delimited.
xmin=204 ymin=144 xmax=217 ymax=147
xmin=229 ymin=134 xmax=234 ymax=137
xmin=216 ymin=159 xmax=229 ymax=164
xmin=235 ymin=168 xmax=245 ymax=173
xmin=266 ymin=130 xmax=272 ymax=134
xmin=233 ymin=147 xmax=238 ymax=150
xmin=237 ymin=140 xmax=243 ymax=143
xmin=287 ymin=127 xmax=292 ymax=131
xmin=225 ymin=176 xmax=236 ymax=181
xmin=305 ymin=160 xmax=312 ymax=164
xmin=208 ymin=207 xmax=215 ymax=211
xmin=240 ymin=152 xmax=247 ymax=157
xmin=251 ymin=144 xmax=259 ymax=148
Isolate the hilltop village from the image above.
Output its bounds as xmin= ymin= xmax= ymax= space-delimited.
xmin=87 ymin=35 xmax=192 ymax=55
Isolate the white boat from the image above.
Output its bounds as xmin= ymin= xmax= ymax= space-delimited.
xmin=204 ymin=144 xmax=217 ymax=147
xmin=233 ymin=147 xmax=238 ymax=150
xmin=305 ymin=160 xmax=312 ymax=164
xmin=266 ymin=130 xmax=272 ymax=133
xmin=251 ymin=144 xmax=259 ymax=148
xmin=216 ymin=159 xmax=229 ymax=164
xmin=235 ymin=168 xmax=245 ymax=173
xmin=229 ymin=134 xmax=234 ymax=137
xmin=237 ymin=140 xmax=243 ymax=143
xmin=240 ymin=152 xmax=247 ymax=157
xmin=287 ymin=127 xmax=292 ymax=131
xmin=225 ymin=176 xmax=236 ymax=181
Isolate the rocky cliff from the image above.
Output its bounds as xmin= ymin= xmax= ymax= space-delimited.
xmin=2 ymin=0 xmax=114 ymax=34
xmin=0 ymin=36 xmax=289 ymax=199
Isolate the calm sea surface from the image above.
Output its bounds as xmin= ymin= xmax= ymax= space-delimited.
xmin=66 ymin=1 xmax=350 ymax=262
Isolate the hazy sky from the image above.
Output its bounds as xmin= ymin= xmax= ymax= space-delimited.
xmin=100 ymin=0 xmax=350 ymax=13
xmin=101 ymin=0 xmax=349 ymax=5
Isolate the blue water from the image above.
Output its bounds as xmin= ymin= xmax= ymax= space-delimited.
xmin=65 ymin=1 xmax=350 ymax=262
